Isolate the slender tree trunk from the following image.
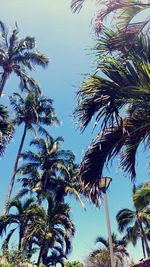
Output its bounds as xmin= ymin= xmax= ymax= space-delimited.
xmin=140 ymin=223 xmax=150 ymax=257
xmin=141 ymin=235 xmax=146 ymax=259
xmin=18 ymin=227 xmax=24 ymax=251
xmin=3 ymin=124 xmax=27 ymax=215
xmin=27 ymin=240 xmax=33 ymax=260
xmin=37 ymin=240 xmax=45 ymax=267
xmin=138 ymin=221 xmax=146 ymax=258
xmin=42 ymin=247 xmax=49 ymax=266
xmin=37 ymin=229 xmax=47 ymax=267
xmin=38 ymin=192 xmax=42 ymax=206
xmin=0 ymin=71 xmax=8 ymax=97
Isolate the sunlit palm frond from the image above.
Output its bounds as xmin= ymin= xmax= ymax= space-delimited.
xmin=133 ymin=184 xmax=150 ymax=210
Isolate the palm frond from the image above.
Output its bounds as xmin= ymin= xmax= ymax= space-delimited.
xmin=0 ymin=21 xmax=8 ymax=46
xmin=95 ymin=236 xmax=108 ymax=248
xmin=116 ymin=209 xmax=135 ymax=233
xmin=71 ymin=0 xmax=86 ymax=13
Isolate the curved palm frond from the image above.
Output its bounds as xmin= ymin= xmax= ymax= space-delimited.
xmin=116 ymin=209 xmax=135 ymax=233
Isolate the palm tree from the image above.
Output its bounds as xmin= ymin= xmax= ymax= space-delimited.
xmin=17 ymin=135 xmax=84 ymax=207
xmin=22 ymin=195 xmax=75 ymax=266
xmin=116 ymin=186 xmax=150 ymax=258
xmin=87 ymin=233 xmax=129 ymax=267
xmin=0 ymin=21 xmax=49 ymax=97
xmin=3 ymin=92 xmax=59 ymax=214
xmin=75 ymin=34 xmax=150 ymax=197
xmin=0 ymin=104 xmax=14 ymax=156
xmin=0 ymin=198 xmax=36 ymax=252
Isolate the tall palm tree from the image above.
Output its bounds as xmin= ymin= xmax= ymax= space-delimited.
xmin=17 ymin=135 xmax=84 ymax=207
xmin=0 ymin=104 xmax=14 ymax=156
xmin=0 ymin=21 xmax=49 ymax=97
xmin=0 ymin=198 xmax=36 ymax=252
xmin=87 ymin=233 xmax=129 ymax=267
xmin=3 ymin=92 xmax=59 ymax=214
xmin=116 ymin=186 xmax=150 ymax=258
xmin=75 ymin=34 xmax=150 ymax=197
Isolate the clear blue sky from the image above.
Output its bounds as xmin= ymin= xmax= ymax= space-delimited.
xmin=0 ymin=0 xmax=149 ymax=264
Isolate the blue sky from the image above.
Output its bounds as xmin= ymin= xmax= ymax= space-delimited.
xmin=0 ymin=0 xmax=149 ymax=264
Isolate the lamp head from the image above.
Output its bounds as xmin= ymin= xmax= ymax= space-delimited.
xmin=98 ymin=177 xmax=112 ymax=193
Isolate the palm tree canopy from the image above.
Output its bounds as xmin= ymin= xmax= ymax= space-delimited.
xmin=0 ymin=105 xmax=14 ymax=156
xmin=133 ymin=181 xmax=150 ymax=210
xmin=0 ymin=198 xmax=36 ymax=250
xmin=116 ymin=185 xmax=150 ymax=256
xmin=17 ymin=135 xmax=85 ymax=208
xmin=95 ymin=233 xmax=128 ymax=255
xmin=10 ymin=92 xmax=59 ymax=129
xmin=23 ymin=196 xmax=75 ymax=262
xmin=71 ymin=0 xmax=150 ymax=35
xmin=76 ymin=34 xmax=150 ymax=196
xmin=0 ymin=21 xmax=49 ymax=94
xmin=88 ymin=232 xmax=129 ymax=267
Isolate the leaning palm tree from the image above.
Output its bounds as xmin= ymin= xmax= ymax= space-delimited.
xmin=88 ymin=233 xmax=129 ymax=267
xmin=116 ymin=186 xmax=150 ymax=258
xmin=75 ymin=34 xmax=150 ymax=198
xmin=0 ymin=21 xmax=49 ymax=97
xmin=0 ymin=105 xmax=14 ymax=156
xmin=0 ymin=198 xmax=36 ymax=252
xmin=3 ymin=92 xmax=59 ymax=214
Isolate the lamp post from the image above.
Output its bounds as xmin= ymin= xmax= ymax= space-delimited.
xmin=98 ymin=177 xmax=115 ymax=267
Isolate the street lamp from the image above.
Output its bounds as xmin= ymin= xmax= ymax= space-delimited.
xmin=98 ymin=177 xmax=115 ymax=267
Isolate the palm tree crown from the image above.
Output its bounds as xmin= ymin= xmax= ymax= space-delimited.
xmin=0 ymin=104 xmax=14 ymax=156
xmin=0 ymin=21 xmax=49 ymax=97
xmin=18 ymin=135 xmax=84 ymax=207
xmin=116 ymin=185 xmax=150 ymax=258
xmin=87 ymin=233 xmax=129 ymax=267
xmin=76 ymin=34 xmax=150 ymax=197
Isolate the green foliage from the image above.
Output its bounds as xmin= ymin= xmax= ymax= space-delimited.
xmin=0 ymin=21 xmax=49 ymax=97
xmin=116 ymin=184 xmax=150 ymax=258
xmin=86 ymin=233 xmax=129 ymax=267
xmin=65 ymin=260 xmax=84 ymax=267
xmin=0 ymin=105 xmax=14 ymax=156
xmin=0 ymin=248 xmax=29 ymax=267
xmin=75 ymin=33 xmax=150 ymax=203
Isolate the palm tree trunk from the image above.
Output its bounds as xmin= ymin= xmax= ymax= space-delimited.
xmin=37 ymin=241 xmax=45 ymax=267
xmin=18 ymin=227 xmax=24 ymax=251
xmin=37 ymin=229 xmax=47 ymax=267
xmin=141 ymin=236 xmax=146 ymax=259
xmin=0 ymin=71 xmax=8 ymax=97
xmin=3 ymin=124 xmax=27 ymax=215
xmin=140 ymin=223 xmax=150 ymax=257
xmin=138 ymin=221 xmax=147 ymax=258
